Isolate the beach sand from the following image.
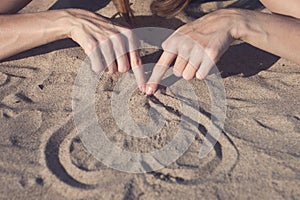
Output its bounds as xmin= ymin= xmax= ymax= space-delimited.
xmin=0 ymin=0 xmax=299 ymax=199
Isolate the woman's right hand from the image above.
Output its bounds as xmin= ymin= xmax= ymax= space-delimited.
xmin=64 ymin=9 xmax=146 ymax=91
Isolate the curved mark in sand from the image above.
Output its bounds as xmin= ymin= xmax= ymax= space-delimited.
xmin=40 ymin=118 xmax=130 ymax=198
xmin=143 ymin=130 xmax=240 ymax=186
xmin=44 ymin=119 xmax=97 ymax=189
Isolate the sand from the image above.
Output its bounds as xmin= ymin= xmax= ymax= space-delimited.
xmin=0 ymin=0 xmax=299 ymax=199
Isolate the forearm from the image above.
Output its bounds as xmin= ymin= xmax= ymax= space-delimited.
xmin=0 ymin=0 xmax=32 ymax=14
xmin=259 ymin=0 xmax=300 ymax=19
xmin=236 ymin=9 xmax=300 ymax=64
xmin=0 ymin=10 xmax=71 ymax=60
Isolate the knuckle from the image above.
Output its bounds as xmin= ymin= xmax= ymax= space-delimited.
xmin=112 ymin=34 xmax=123 ymax=45
xmin=131 ymin=57 xmax=142 ymax=68
xmin=192 ymin=45 xmax=204 ymax=55
xmin=205 ymin=47 xmax=219 ymax=62
xmin=161 ymin=40 xmax=168 ymax=50
xmin=125 ymin=29 xmax=134 ymax=38
xmin=162 ymin=37 xmax=177 ymax=51
xmin=86 ymin=39 xmax=98 ymax=53
xmin=180 ymin=42 xmax=192 ymax=53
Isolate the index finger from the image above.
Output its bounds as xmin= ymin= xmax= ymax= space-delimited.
xmin=129 ymin=50 xmax=146 ymax=92
xmin=145 ymin=51 xmax=177 ymax=95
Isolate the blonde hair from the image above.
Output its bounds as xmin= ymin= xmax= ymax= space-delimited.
xmin=112 ymin=0 xmax=190 ymax=23
xmin=112 ymin=0 xmax=134 ymax=23
xmin=150 ymin=0 xmax=191 ymax=18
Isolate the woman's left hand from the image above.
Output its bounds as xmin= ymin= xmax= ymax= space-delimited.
xmin=145 ymin=9 xmax=243 ymax=95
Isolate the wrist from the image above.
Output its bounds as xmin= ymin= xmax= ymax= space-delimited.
xmin=54 ymin=10 xmax=72 ymax=39
xmin=202 ymin=8 xmax=248 ymax=40
xmin=52 ymin=9 xmax=79 ymax=40
xmin=228 ymin=9 xmax=266 ymax=43
xmin=224 ymin=8 xmax=249 ymax=40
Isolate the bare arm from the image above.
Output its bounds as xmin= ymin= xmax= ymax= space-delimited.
xmin=259 ymin=0 xmax=300 ymax=19
xmin=0 ymin=0 xmax=32 ymax=14
xmin=0 ymin=10 xmax=69 ymax=59
xmin=238 ymin=9 xmax=300 ymax=65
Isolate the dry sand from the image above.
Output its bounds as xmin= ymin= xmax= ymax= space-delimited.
xmin=0 ymin=0 xmax=299 ymax=199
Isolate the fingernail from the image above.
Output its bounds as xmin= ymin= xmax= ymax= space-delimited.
xmin=138 ymin=86 xmax=143 ymax=92
xmin=196 ymin=72 xmax=204 ymax=80
xmin=139 ymin=85 xmax=146 ymax=93
xmin=146 ymin=86 xmax=154 ymax=95
xmin=106 ymin=70 xmax=113 ymax=75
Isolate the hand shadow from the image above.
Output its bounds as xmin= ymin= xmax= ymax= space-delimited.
xmin=218 ymin=43 xmax=279 ymax=78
